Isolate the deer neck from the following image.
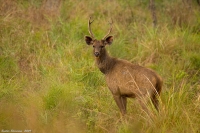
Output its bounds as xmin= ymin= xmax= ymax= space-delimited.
xmin=95 ymin=49 xmax=115 ymax=74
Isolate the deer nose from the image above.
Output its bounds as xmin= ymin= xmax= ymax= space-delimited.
xmin=94 ymin=52 xmax=100 ymax=57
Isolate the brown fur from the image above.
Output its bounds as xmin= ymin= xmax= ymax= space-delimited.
xmin=85 ymin=22 xmax=162 ymax=115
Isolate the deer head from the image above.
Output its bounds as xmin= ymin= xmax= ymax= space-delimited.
xmin=85 ymin=17 xmax=114 ymax=58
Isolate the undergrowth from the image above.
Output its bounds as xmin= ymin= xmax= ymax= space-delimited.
xmin=0 ymin=0 xmax=200 ymax=133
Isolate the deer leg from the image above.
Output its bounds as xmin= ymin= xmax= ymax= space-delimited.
xmin=121 ymin=96 xmax=127 ymax=113
xmin=113 ymin=95 xmax=126 ymax=115
xmin=151 ymin=94 xmax=159 ymax=112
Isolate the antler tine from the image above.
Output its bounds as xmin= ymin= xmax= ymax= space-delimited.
xmin=103 ymin=18 xmax=113 ymax=40
xmin=88 ymin=17 xmax=95 ymax=39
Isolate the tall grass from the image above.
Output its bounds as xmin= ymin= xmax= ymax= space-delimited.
xmin=0 ymin=0 xmax=200 ymax=132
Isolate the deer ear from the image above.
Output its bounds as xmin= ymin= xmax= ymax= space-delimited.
xmin=85 ymin=36 xmax=93 ymax=45
xmin=105 ymin=36 xmax=114 ymax=45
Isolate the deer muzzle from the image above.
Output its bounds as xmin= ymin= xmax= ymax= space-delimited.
xmin=94 ymin=52 xmax=100 ymax=57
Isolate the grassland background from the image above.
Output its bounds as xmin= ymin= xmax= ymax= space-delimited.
xmin=0 ymin=0 xmax=200 ymax=133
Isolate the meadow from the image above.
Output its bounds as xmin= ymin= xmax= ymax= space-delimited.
xmin=0 ymin=0 xmax=200 ymax=132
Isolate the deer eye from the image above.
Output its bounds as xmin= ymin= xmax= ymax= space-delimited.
xmin=100 ymin=46 xmax=104 ymax=48
xmin=93 ymin=46 xmax=95 ymax=48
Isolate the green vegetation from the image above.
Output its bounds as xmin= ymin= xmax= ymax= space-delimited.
xmin=0 ymin=0 xmax=200 ymax=132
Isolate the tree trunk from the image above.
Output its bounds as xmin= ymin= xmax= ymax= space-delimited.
xmin=149 ymin=0 xmax=157 ymax=28
xmin=197 ymin=0 xmax=200 ymax=6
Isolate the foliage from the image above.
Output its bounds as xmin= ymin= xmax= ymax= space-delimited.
xmin=0 ymin=0 xmax=200 ymax=132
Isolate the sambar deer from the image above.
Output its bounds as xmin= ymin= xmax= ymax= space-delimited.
xmin=84 ymin=17 xmax=163 ymax=115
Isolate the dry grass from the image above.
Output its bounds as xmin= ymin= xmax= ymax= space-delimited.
xmin=0 ymin=0 xmax=200 ymax=132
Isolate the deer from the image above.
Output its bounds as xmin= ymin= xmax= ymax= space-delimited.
xmin=84 ymin=17 xmax=163 ymax=116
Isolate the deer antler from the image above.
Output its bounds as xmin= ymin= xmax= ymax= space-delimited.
xmin=103 ymin=19 xmax=113 ymax=40
xmin=88 ymin=17 xmax=95 ymax=39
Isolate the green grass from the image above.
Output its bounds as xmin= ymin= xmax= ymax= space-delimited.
xmin=0 ymin=0 xmax=200 ymax=132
